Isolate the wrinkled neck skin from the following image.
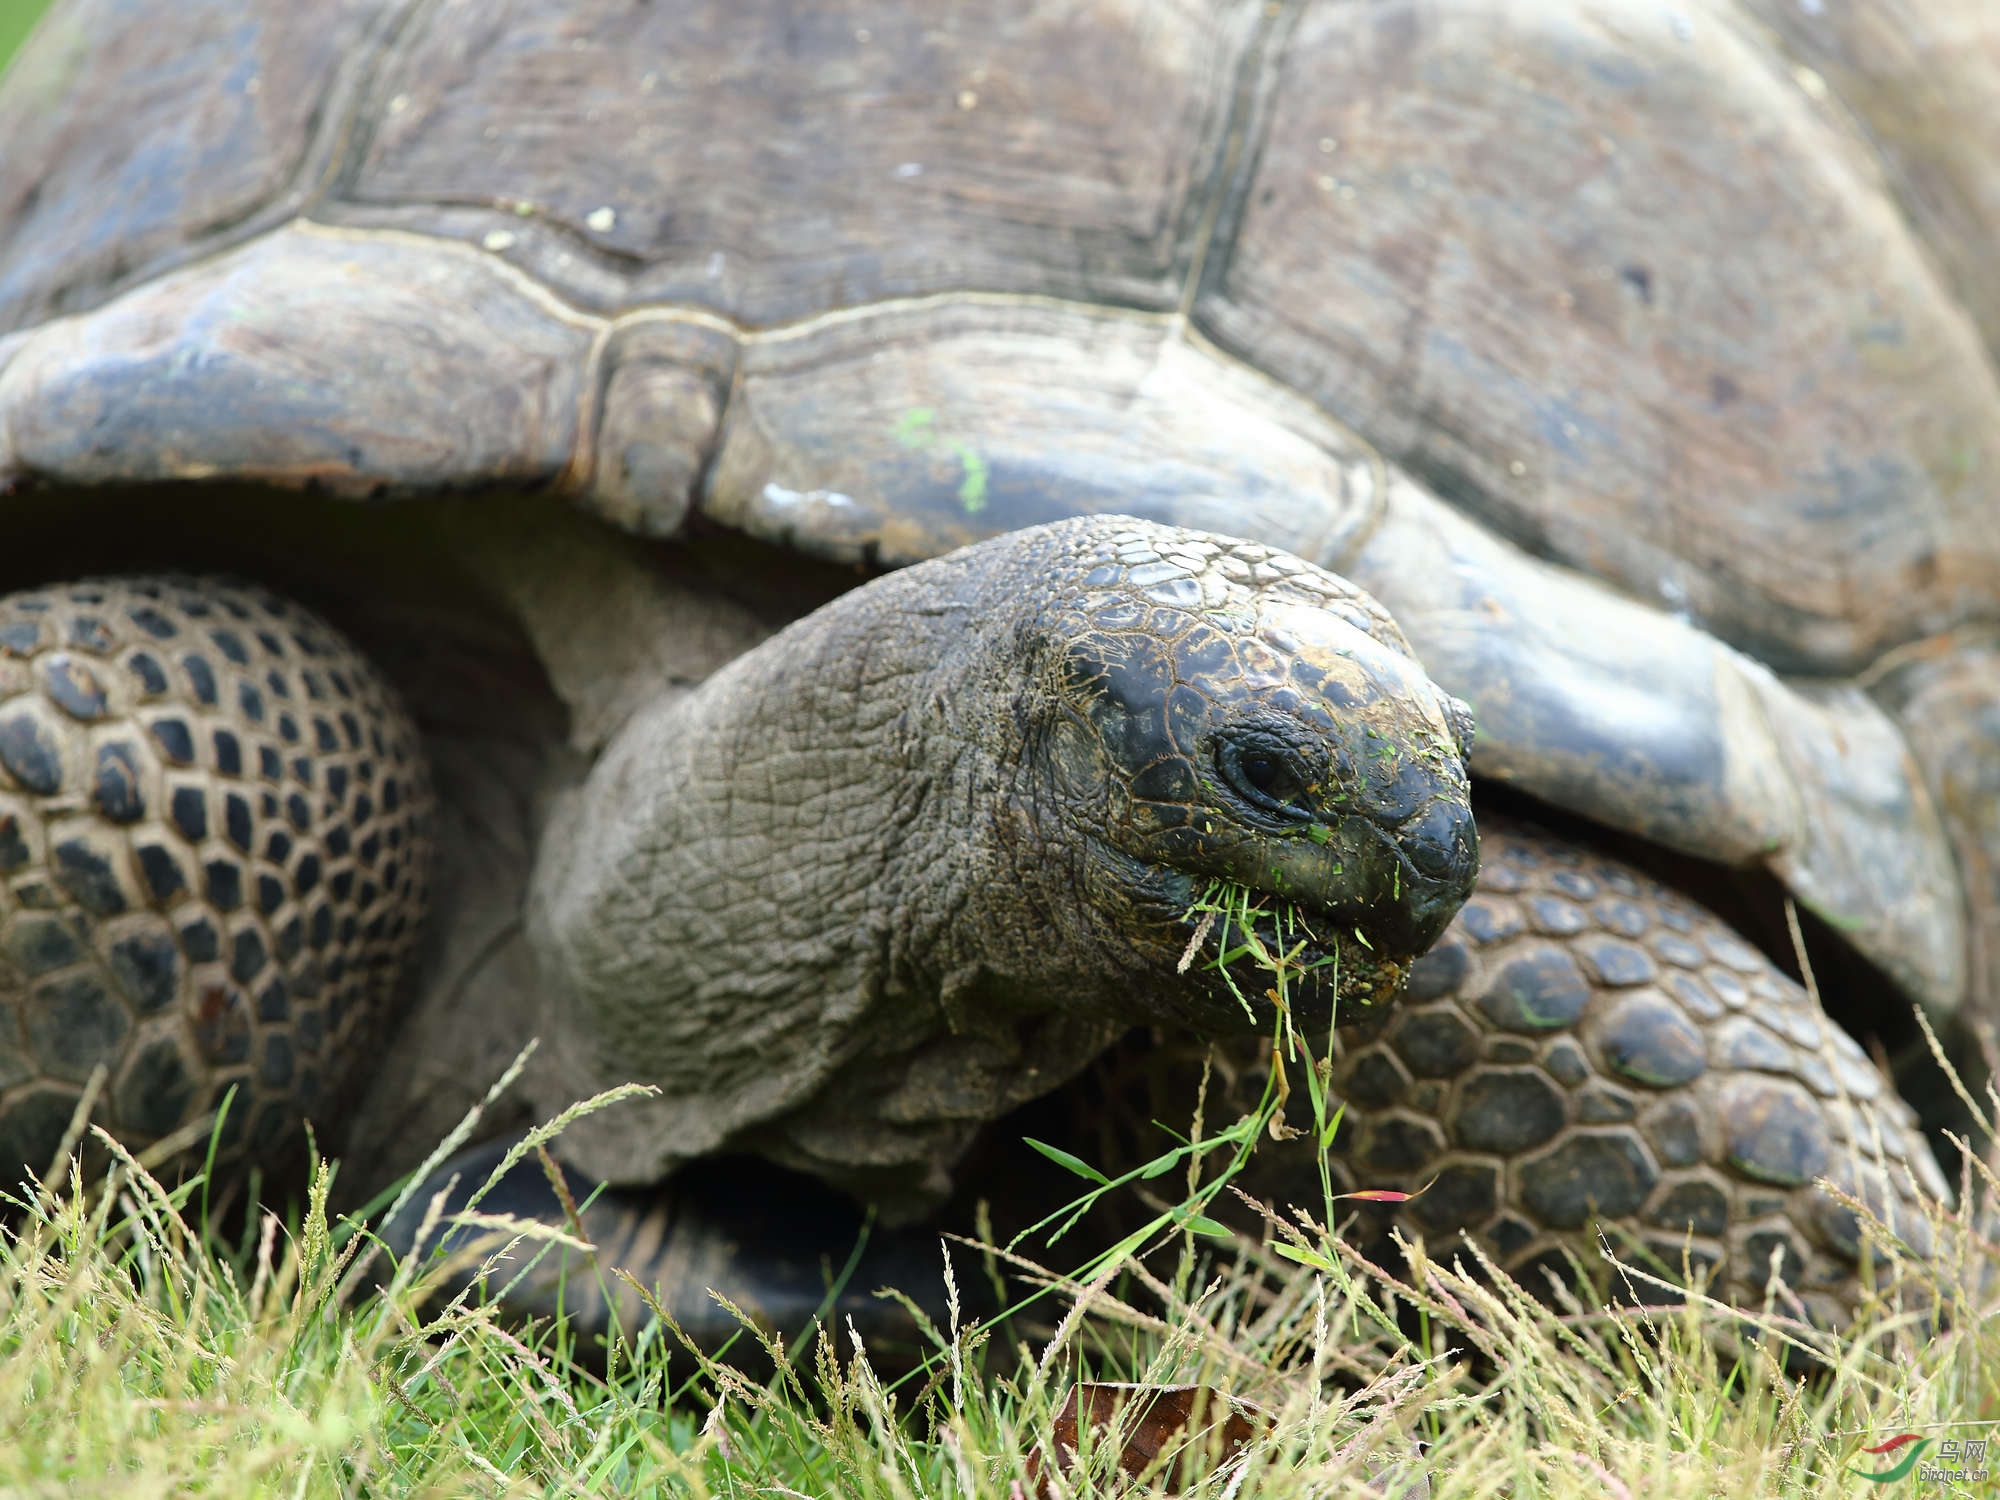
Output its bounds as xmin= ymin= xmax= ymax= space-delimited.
xmin=525 ymin=518 xmax=1474 ymax=1217
xmin=526 ymin=536 xmax=1128 ymax=1212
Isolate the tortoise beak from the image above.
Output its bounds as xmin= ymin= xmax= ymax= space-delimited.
xmin=1297 ymin=787 xmax=1477 ymax=974
xmin=1369 ymin=794 xmax=1480 ymax=957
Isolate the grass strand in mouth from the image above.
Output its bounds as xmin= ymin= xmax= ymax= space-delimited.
xmin=1180 ymin=878 xmax=1356 ymax=1235
xmin=1178 ymin=877 xmax=1341 ymax=1028
xmin=1014 ymin=878 xmax=1356 ymax=1286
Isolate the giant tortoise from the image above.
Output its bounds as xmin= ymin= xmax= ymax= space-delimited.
xmin=0 ymin=0 xmax=1994 ymax=1334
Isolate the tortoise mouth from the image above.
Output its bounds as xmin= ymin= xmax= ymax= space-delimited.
xmin=1135 ymin=813 xmax=1473 ymax=991
xmin=1177 ymin=886 xmax=1420 ymax=1009
xmin=1119 ymin=857 xmax=1428 ymax=1027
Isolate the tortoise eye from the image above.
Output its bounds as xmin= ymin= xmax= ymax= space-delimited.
xmin=1241 ymin=753 xmax=1292 ymax=797
xmin=1217 ymin=736 xmax=1315 ymax=822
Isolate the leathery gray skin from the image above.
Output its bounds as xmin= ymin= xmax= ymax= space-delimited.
xmin=524 ymin=516 xmax=1477 ymax=1214
xmin=0 ymin=511 xmax=1471 ymax=1345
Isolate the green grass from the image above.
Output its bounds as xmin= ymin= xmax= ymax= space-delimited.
xmin=1 ymin=895 xmax=1995 ymax=1496
xmin=0 ymin=1074 xmax=1994 ymax=1496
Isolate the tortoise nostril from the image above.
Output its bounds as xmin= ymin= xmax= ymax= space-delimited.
xmin=1400 ymin=797 xmax=1478 ymax=885
xmin=1386 ymin=799 xmax=1479 ymax=950
xmin=1356 ymin=755 xmax=1455 ymax=832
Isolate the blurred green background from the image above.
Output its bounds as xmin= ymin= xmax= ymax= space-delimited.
xmin=0 ymin=0 xmax=53 ymax=78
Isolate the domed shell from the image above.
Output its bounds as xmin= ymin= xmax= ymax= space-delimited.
xmin=1 ymin=0 xmax=1996 ymax=1021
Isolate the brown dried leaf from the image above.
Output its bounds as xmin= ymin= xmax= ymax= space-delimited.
xmin=1022 ymin=1382 xmax=1263 ymax=1496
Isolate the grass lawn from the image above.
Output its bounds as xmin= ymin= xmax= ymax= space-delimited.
xmin=2 ymin=895 xmax=1994 ymax=1497
xmin=1 ymin=1065 xmax=1994 ymax=1498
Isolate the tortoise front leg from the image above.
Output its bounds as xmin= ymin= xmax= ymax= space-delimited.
xmin=379 ymin=1136 xmax=969 ymax=1360
xmin=1311 ymin=817 xmax=1950 ymax=1326
xmin=0 ymin=577 xmax=433 ymax=1187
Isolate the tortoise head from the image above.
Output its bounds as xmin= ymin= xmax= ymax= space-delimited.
xmin=521 ymin=513 xmax=1475 ymax=1192
xmin=1003 ymin=519 xmax=1478 ymax=1032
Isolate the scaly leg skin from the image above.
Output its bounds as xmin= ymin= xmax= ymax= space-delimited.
xmin=1289 ymin=816 xmax=1951 ymax=1327
xmin=380 ymin=1138 xmax=974 ymax=1363
xmin=0 ymin=578 xmax=434 ymax=1185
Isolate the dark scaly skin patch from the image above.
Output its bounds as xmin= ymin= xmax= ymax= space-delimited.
xmin=1451 ymin=1068 xmax=1565 ymax=1152
xmin=1035 ymin=525 xmax=1479 ymax=1030
xmin=1519 ymin=1132 xmax=1660 ymax=1227
xmin=1714 ymin=1017 xmax=1794 ymax=1074
xmin=0 ymin=816 xmax=30 ymax=874
xmin=1353 ymin=1114 xmax=1446 ymax=1175
xmin=1576 ymin=935 xmax=1658 ymax=986
xmin=1478 ymin=948 xmax=1589 ymax=1030
xmin=1393 ymin=1007 xmax=1480 ymax=1077
xmin=0 ymin=1090 xmax=81 ymax=1184
xmin=1145 ymin=816 xmax=1954 ymax=1325
xmin=1722 ymin=1077 xmax=1831 ymax=1187
xmin=1343 ymin=1048 xmax=1410 ymax=1108
xmin=42 ymin=656 xmax=110 ymax=720
xmin=1575 ymin=1085 xmax=1637 ymax=1123
xmin=1403 ymin=941 xmax=1470 ymax=1000
xmin=1650 ymin=1179 xmax=1730 ymax=1238
xmin=7 ymin=915 xmax=84 ymax=977
xmin=25 ymin=972 xmax=129 ymax=1083
xmin=0 ymin=579 xmax=435 ymax=1182
xmin=53 ymin=835 xmax=129 ymax=917
xmin=1542 ymin=1038 xmax=1589 ymax=1086
xmin=1599 ymin=991 xmax=1707 ymax=1087
xmin=0 ymin=708 xmax=65 ymax=796
xmin=92 ymin=741 xmax=148 ymax=823
xmin=1410 ymin=1161 xmax=1499 ymax=1231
